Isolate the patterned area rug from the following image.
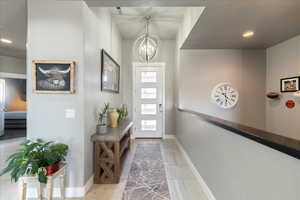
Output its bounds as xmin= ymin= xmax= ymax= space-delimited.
xmin=122 ymin=142 xmax=170 ymax=200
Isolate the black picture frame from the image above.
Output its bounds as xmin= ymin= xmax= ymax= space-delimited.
xmin=280 ymin=76 xmax=300 ymax=92
xmin=101 ymin=49 xmax=120 ymax=93
xmin=32 ymin=60 xmax=75 ymax=94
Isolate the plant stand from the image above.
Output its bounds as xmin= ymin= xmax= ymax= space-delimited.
xmin=18 ymin=164 xmax=66 ymax=200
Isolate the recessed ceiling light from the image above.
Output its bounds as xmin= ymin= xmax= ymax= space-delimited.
xmin=242 ymin=31 xmax=254 ymax=38
xmin=0 ymin=38 xmax=13 ymax=44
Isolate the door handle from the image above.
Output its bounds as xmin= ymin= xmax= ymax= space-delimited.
xmin=159 ymin=104 xmax=163 ymax=112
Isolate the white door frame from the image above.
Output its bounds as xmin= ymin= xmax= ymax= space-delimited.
xmin=132 ymin=62 xmax=166 ymax=139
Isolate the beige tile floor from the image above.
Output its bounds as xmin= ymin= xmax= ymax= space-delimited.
xmin=0 ymin=139 xmax=209 ymax=200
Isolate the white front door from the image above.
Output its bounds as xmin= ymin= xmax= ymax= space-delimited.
xmin=133 ymin=63 xmax=165 ymax=138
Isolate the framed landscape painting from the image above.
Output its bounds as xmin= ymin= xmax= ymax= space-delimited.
xmin=280 ymin=77 xmax=300 ymax=92
xmin=101 ymin=49 xmax=120 ymax=93
xmin=32 ymin=60 xmax=75 ymax=94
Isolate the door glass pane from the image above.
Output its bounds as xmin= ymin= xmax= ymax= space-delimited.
xmin=141 ymin=88 xmax=157 ymax=99
xmin=141 ymin=104 xmax=157 ymax=115
xmin=141 ymin=120 xmax=157 ymax=131
xmin=141 ymin=72 xmax=157 ymax=83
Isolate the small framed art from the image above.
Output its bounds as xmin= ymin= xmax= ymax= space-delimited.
xmin=101 ymin=49 xmax=120 ymax=93
xmin=280 ymin=77 xmax=300 ymax=92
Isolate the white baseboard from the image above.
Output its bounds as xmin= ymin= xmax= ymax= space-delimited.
xmin=164 ymin=134 xmax=176 ymax=139
xmin=84 ymin=174 xmax=94 ymax=194
xmin=172 ymin=137 xmax=216 ymax=200
xmin=27 ymin=174 xmax=94 ymax=198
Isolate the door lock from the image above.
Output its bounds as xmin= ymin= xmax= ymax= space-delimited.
xmin=159 ymin=104 xmax=163 ymax=112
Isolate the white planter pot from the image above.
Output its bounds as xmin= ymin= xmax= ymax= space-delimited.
xmin=97 ymin=124 xmax=107 ymax=135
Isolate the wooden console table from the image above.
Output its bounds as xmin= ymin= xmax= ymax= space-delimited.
xmin=91 ymin=120 xmax=133 ymax=184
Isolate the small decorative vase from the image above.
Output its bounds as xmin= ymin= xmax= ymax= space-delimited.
xmin=97 ymin=124 xmax=107 ymax=135
xmin=109 ymin=108 xmax=119 ymax=128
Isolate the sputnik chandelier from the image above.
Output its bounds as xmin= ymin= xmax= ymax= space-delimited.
xmin=134 ymin=16 xmax=159 ymax=62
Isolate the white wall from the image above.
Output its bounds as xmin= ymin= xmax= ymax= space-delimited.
xmin=179 ymin=49 xmax=266 ymax=129
xmin=177 ymin=7 xmax=204 ymax=48
xmin=27 ymin=0 xmax=86 ymax=187
xmin=27 ymin=0 xmax=124 ymax=191
xmin=174 ymin=7 xmax=300 ymax=200
xmin=176 ymin=9 xmax=266 ymax=129
xmin=266 ymin=35 xmax=300 ymax=140
xmin=0 ymin=55 xmax=26 ymax=74
xmin=122 ymin=40 xmax=176 ymax=135
xmin=175 ymin=7 xmax=204 ymax=106
xmin=176 ymin=110 xmax=300 ymax=200
xmin=82 ymin=6 xmax=123 ymax=183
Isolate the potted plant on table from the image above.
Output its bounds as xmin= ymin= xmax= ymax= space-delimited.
xmin=117 ymin=104 xmax=128 ymax=123
xmin=0 ymin=139 xmax=68 ymax=183
xmin=97 ymin=103 xmax=109 ymax=134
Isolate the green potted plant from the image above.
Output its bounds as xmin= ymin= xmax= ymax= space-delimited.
xmin=117 ymin=104 xmax=128 ymax=123
xmin=44 ymin=142 xmax=68 ymax=176
xmin=0 ymin=139 xmax=68 ymax=183
xmin=97 ymin=103 xmax=109 ymax=134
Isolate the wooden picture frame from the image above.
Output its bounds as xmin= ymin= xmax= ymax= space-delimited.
xmin=32 ymin=60 xmax=75 ymax=94
xmin=280 ymin=76 xmax=300 ymax=92
xmin=101 ymin=49 xmax=120 ymax=93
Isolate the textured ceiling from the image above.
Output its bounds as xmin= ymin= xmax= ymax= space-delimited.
xmin=111 ymin=7 xmax=186 ymax=40
xmin=1 ymin=0 xmax=299 ymax=57
xmin=87 ymin=0 xmax=300 ymax=49
xmin=182 ymin=0 xmax=300 ymax=49
xmin=0 ymin=0 xmax=27 ymax=57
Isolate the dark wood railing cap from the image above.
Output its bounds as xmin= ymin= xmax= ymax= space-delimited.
xmin=178 ymin=108 xmax=300 ymax=160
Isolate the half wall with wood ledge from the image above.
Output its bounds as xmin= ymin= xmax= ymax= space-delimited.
xmin=175 ymin=108 xmax=300 ymax=200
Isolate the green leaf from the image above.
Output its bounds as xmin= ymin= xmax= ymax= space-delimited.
xmin=0 ymin=166 xmax=11 ymax=176
xmin=38 ymin=168 xmax=47 ymax=183
xmin=0 ymin=138 xmax=68 ymax=183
